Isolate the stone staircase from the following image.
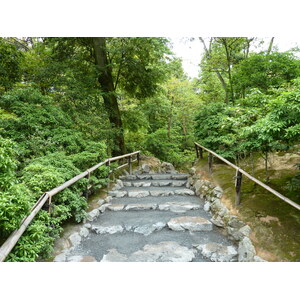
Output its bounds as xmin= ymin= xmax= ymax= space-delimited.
xmin=54 ymin=167 xmax=239 ymax=262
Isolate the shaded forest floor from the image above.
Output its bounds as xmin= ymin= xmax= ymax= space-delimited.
xmin=194 ymin=151 xmax=300 ymax=262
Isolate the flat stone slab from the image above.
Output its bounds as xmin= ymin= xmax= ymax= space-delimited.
xmin=158 ymin=202 xmax=201 ymax=213
xmin=129 ymin=241 xmax=195 ymax=262
xmin=125 ymin=203 xmax=157 ymax=211
xmin=196 ymin=243 xmax=238 ymax=262
xmin=107 ymin=204 xmax=125 ymax=211
xmin=101 ymin=249 xmax=128 ymax=262
xmin=108 ymin=190 xmax=127 ymax=198
xmin=127 ymin=190 xmax=150 ymax=198
xmin=133 ymin=222 xmax=166 ymax=236
xmin=92 ymin=225 xmax=124 ymax=234
xmin=149 ymin=190 xmax=174 ymax=197
xmin=167 ymin=216 xmax=213 ymax=232
xmin=174 ymin=189 xmax=195 ymax=196
xmin=132 ymin=182 xmax=151 ymax=187
xmin=67 ymin=255 xmax=97 ymax=262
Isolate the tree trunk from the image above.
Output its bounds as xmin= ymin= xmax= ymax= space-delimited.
xmin=222 ymin=39 xmax=234 ymax=104
xmin=267 ymin=37 xmax=275 ymax=55
xmin=168 ymin=95 xmax=174 ymax=140
xmin=92 ymin=37 xmax=126 ymax=156
xmin=199 ymin=37 xmax=228 ymax=104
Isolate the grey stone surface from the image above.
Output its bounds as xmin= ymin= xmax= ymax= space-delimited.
xmin=54 ymin=253 xmax=66 ymax=262
xmin=196 ymin=243 xmax=237 ymax=262
xmin=128 ymin=190 xmax=150 ymax=197
xmin=228 ymin=216 xmax=246 ymax=229
xmin=171 ymin=181 xmax=186 ymax=187
xmin=158 ymin=202 xmax=201 ymax=213
xmin=84 ymin=223 xmax=92 ymax=229
xmin=133 ymin=222 xmax=166 ymax=236
xmin=238 ymin=237 xmax=256 ymax=262
xmin=168 ymin=216 xmax=213 ymax=232
xmin=107 ymin=203 xmax=125 ymax=211
xmin=125 ymin=203 xmax=157 ymax=211
xmin=132 ymin=182 xmax=151 ymax=187
xmin=69 ymin=232 xmax=82 ymax=247
xmin=210 ymin=215 xmax=225 ymax=228
xmin=97 ymin=199 xmax=105 ymax=206
xmin=141 ymin=164 xmax=151 ymax=173
xmin=174 ymin=189 xmax=195 ymax=196
xmin=161 ymin=162 xmax=176 ymax=173
xmin=108 ymin=190 xmax=127 ymax=198
xmin=86 ymin=208 xmax=100 ymax=221
xmin=80 ymin=227 xmax=89 ymax=238
xmin=194 ymin=180 xmax=204 ymax=196
xmin=203 ymin=202 xmax=210 ymax=212
xmin=101 ymin=249 xmax=128 ymax=262
xmin=116 ymin=179 xmax=124 ymax=188
xmin=150 ymin=190 xmax=174 ymax=197
xmin=123 ymin=181 xmax=132 ymax=187
xmin=99 ymin=203 xmax=111 ymax=213
xmin=92 ymin=225 xmax=124 ymax=235
xmin=254 ymin=256 xmax=267 ymax=262
xmin=129 ymin=241 xmax=195 ymax=262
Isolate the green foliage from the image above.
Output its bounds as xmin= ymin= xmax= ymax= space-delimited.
xmin=0 ymin=38 xmax=24 ymax=92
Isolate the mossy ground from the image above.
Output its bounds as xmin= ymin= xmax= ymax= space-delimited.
xmin=194 ymin=152 xmax=300 ymax=262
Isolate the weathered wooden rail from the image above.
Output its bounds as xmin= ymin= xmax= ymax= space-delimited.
xmin=0 ymin=150 xmax=141 ymax=262
xmin=194 ymin=142 xmax=300 ymax=211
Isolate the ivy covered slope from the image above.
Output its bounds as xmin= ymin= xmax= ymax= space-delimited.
xmin=0 ymin=88 xmax=108 ymax=261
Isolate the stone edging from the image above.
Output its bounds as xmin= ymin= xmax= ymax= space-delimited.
xmin=187 ymin=167 xmax=267 ymax=262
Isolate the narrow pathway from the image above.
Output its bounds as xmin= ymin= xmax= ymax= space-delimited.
xmin=54 ymin=166 xmax=238 ymax=262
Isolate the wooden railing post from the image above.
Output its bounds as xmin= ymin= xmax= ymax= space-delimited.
xmin=137 ymin=152 xmax=140 ymax=166
xmin=199 ymin=147 xmax=203 ymax=159
xmin=195 ymin=144 xmax=199 ymax=158
xmin=208 ymin=153 xmax=213 ymax=174
xmin=128 ymin=155 xmax=132 ymax=174
xmin=235 ymin=169 xmax=243 ymax=206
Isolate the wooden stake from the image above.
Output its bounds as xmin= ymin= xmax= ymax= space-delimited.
xmin=235 ymin=169 xmax=243 ymax=206
xmin=208 ymin=153 xmax=213 ymax=174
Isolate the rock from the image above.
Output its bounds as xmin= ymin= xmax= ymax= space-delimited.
xmin=141 ymin=164 xmax=151 ymax=173
xmin=132 ymin=182 xmax=151 ymax=187
xmin=116 ymin=179 xmax=123 ymax=188
xmin=167 ymin=216 xmax=213 ymax=232
xmin=254 ymin=256 xmax=267 ymax=262
xmin=210 ymin=215 xmax=225 ymax=228
xmin=228 ymin=225 xmax=252 ymax=241
xmin=174 ymin=189 xmax=195 ymax=196
xmin=196 ymin=243 xmax=238 ymax=262
xmin=97 ymin=199 xmax=105 ymax=206
xmin=123 ymin=181 xmax=132 ymax=187
xmin=238 ymin=237 xmax=256 ymax=262
xmin=128 ymin=190 xmax=150 ymax=198
xmin=189 ymin=167 xmax=196 ymax=175
xmin=111 ymin=183 xmax=122 ymax=191
xmin=67 ymin=255 xmax=83 ymax=262
xmin=125 ymin=203 xmax=157 ymax=211
xmin=161 ymin=162 xmax=176 ymax=173
xmin=79 ymin=227 xmax=89 ymax=238
xmin=133 ymin=222 xmax=166 ymax=236
xmin=104 ymin=196 xmax=112 ymax=202
xmin=107 ymin=204 xmax=125 ymax=211
xmin=194 ymin=180 xmax=204 ymax=196
xmin=86 ymin=208 xmax=100 ymax=221
xmin=69 ymin=232 xmax=82 ymax=247
xmin=129 ymin=241 xmax=195 ymax=262
xmin=54 ymin=253 xmax=66 ymax=262
xmin=137 ymin=174 xmax=151 ymax=180
xmin=108 ymin=190 xmax=127 ymax=198
xmin=158 ymin=202 xmax=201 ymax=213
xmin=186 ymin=177 xmax=193 ymax=188
xmin=123 ymin=175 xmax=137 ymax=180
xmin=84 ymin=223 xmax=91 ymax=229
xmin=228 ymin=216 xmax=246 ymax=229
xmin=101 ymin=249 xmax=128 ymax=262
xmin=203 ymin=202 xmax=210 ymax=212
xmin=92 ymin=225 xmax=124 ymax=235
xmin=159 ymin=181 xmax=172 ymax=187
xmin=210 ymin=199 xmax=223 ymax=214
xmin=149 ymin=190 xmax=174 ymax=197
xmin=171 ymin=181 xmax=187 ymax=187
xmin=172 ymin=175 xmax=188 ymax=180
xmin=99 ymin=203 xmax=110 ymax=213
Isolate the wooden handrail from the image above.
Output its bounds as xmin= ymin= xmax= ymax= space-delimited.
xmin=194 ymin=142 xmax=300 ymax=211
xmin=0 ymin=150 xmax=141 ymax=262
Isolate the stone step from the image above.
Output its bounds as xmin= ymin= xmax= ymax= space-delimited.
xmin=108 ymin=188 xmax=195 ymax=198
xmin=58 ymin=225 xmax=234 ymax=262
xmin=122 ymin=180 xmax=187 ymax=187
xmin=167 ymin=216 xmax=213 ymax=232
xmin=106 ymin=201 xmax=201 ymax=213
xmin=119 ymin=173 xmax=188 ymax=181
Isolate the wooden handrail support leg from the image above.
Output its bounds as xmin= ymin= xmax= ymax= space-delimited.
xmin=195 ymin=144 xmax=199 ymax=158
xmin=128 ymin=156 xmax=132 ymax=175
xmin=208 ymin=153 xmax=213 ymax=174
xmin=235 ymin=170 xmax=243 ymax=206
xmin=137 ymin=152 xmax=140 ymax=166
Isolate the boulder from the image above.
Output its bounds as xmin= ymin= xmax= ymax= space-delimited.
xmin=128 ymin=190 xmax=150 ymax=198
xmin=86 ymin=209 xmax=100 ymax=221
xmin=92 ymin=225 xmax=124 ymax=235
xmin=69 ymin=232 xmax=82 ymax=247
xmin=203 ymin=201 xmax=211 ymax=212
xmin=99 ymin=203 xmax=111 ymax=213
xmin=238 ymin=237 xmax=256 ymax=262
xmin=196 ymin=243 xmax=237 ymax=262
xmin=79 ymin=227 xmax=89 ymax=238
xmin=133 ymin=222 xmax=166 ymax=236
xmin=141 ymin=164 xmax=151 ymax=173
xmin=161 ymin=162 xmax=176 ymax=173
